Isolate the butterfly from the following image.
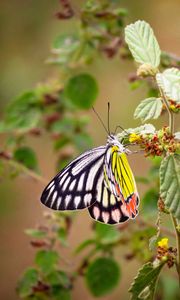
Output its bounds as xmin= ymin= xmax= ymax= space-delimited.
xmin=40 ymin=131 xmax=139 ymax=225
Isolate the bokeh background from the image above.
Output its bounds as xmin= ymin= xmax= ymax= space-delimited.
xmin=0 ymin=1 xmax=180 ymax=299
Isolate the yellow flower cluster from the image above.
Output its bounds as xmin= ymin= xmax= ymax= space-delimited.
xmin=129 ymin=133 xmax=141 ymax=143
xmin=158 ymin=238 xmax=169 ymax=249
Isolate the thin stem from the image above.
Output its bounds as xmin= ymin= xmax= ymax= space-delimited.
xmin=162 ymin=51 xmax=180 ymax=63
xmin=7 ymin=159 xmax=48 ymax=185
xmin=171 ymin=215 xmax=180 ymax=285
xmin=159 ymin=87 xmax=174 ymax=134
xmin=137 ymin=216 xmax=175 ymax=237
xmin=157 ymin=80 xmax=179 ymax=285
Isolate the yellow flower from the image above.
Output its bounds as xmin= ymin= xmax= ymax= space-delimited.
xmin=129 ymin=133 xmax=141 ymax=143
xmin=158 ymin=238 xmax=169 ymax=249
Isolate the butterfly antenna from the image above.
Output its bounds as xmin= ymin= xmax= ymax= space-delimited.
xmin=92 ymin=106 xmax=109 ymax=135
xmin=114 ymin=125 xmax=129 ymax=135
xmin=107 ymin=102 xmax=111 ymax=134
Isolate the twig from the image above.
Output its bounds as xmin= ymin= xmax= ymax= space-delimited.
xmin=171 ymin=215 xmax=180 ymax=286
xmin=157 ymin=76 xmax=180 ymax=285
xmin=162 ymin=51 xmax=180 ymax=63
xmin=7 ymin=159 xmax=48 ymax=185
xmin=137 ymin=216 xmax=175 ymax=237
xmin=159 ymin=87 xmax=174 ymax=133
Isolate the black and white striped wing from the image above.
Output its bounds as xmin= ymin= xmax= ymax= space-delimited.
xmin=88 ymin=173 xmax=130 ymax=225
xmin=40 ymin=146 xmax=106 ymax=210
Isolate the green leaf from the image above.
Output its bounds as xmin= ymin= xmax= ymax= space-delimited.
xmin=54 ymin=136 xmax=70 ymax=150
xmin=64 ymin=73 xmax=98 ymax=109
xmin=56 ymin=156 xmax=72 ymax=173
xmin=85 ymin=257 xmax=120 ymax=297
xmin=51 ymin=286 xmax=71 ymax=300
xmin=174 ymin=131 xmax=180 ymax=140
xmin=135 ymin=176 xmax=150 ymax=184
xmin=51 ymin=118 xmax=74 ymax=134
xmin=13 ymin=147 xmax=38 ymax=170
xmin=73 ymin=132 xmax=92 ymax=151
xmin=161 ymin=275 xmax=180 ymax=300
xmin=95 ymin=223 xmax=121 ymax=245
xmin=131 ymin=228 xmax=156 ymax=261
xmin=147 ymin=88 xmax=159 ymax=98
xmin=117 ymin=124 xmax=155 ymax=141
xmin=134 ymin=98 xmax=162 ymax=121
xmin=0 ymin=91 xmax=41 ymax=133
xmin=75 ymin=239 xmax=95 ymax=254
xmin=53 ymin=34 xmax=79 ymax=51
xmin=149 ymin=235 xmax=158 ymax=251
xmin=129 ymin=262 xmax=164 ymax=300
xmin=17 ymin=268 xmax=39 ymax=297
xmin=156 ymin=68 xmax=180 ymax=103
xmin=35 ymin=250 xmax=59 ymax=275
xmin=125 ymin=21 xmax=161 ymax=68
xmin=141 ymin=188 xmax=159 ymax=215
xmin=160 ymin=154 xmax=180 ymax=220
xmin=47 ymin=270 xmax=71 ymax=288
xmin=57 ymin=228 xmax=68 ymax=246
xmin=25 ymin=229 xmax=47 ymax=238
xmin=50 ymin=34 xmax=79 ymax=65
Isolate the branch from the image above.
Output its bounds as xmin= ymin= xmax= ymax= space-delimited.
xmin=171 ymin=215 xmax=180 ymax=285
xmin=137 ymin=216 xmax=175 ymax=237
xmin=158 ymin=87 xmax=174 ymax=134
xmin=1 ymin=156 xmax=48 ymax=185
xmin=162 ymin=51 xmax=180 ymax=63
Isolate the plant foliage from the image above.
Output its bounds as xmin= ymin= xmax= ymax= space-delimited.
xmin=0 ymin=1 xmax=180 ymax=300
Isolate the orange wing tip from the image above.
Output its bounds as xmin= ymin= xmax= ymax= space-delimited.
xmin=122 ymin=194 xmax=139 ymax=219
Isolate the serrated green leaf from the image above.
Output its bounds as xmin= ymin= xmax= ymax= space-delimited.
xmin=64 ymin=73 xmax=98 ymax=109
xmin=86 ymin=257 xmax=120 ymax=297
xmin=134 ymin=98 xmax=162 ymax=121
xmin=95 ymin=223 xmax=121 ymax=245
xmin=129 ymin=262 xmax=164 ymax=300
xmin=13 ymin=147 xmax=38 ymax=170
xmin=35 ymin=250 xmax=59 ymax=275
xmin=156 ymin=68 xmax=180 ymax=103
xmin=125 ymin=21 xmax=161 ymax=68
xmin=17 ymin=268 xmax=39 ymax=297
xmin=160 ymin=154 xmax=180 ymax=220
xmin=25 ymin=229 xmax=47 ymax=238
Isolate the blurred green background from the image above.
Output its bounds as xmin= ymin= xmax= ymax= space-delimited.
xmin=0 ymin=1 xmax=179 ymax=299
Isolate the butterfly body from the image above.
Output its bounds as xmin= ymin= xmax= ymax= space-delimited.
xmin=41 ymin=135 xmax=139 ymax=225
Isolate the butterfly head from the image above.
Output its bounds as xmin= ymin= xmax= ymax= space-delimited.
xmin=107 ymin=134 xmax=127 ymax=153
